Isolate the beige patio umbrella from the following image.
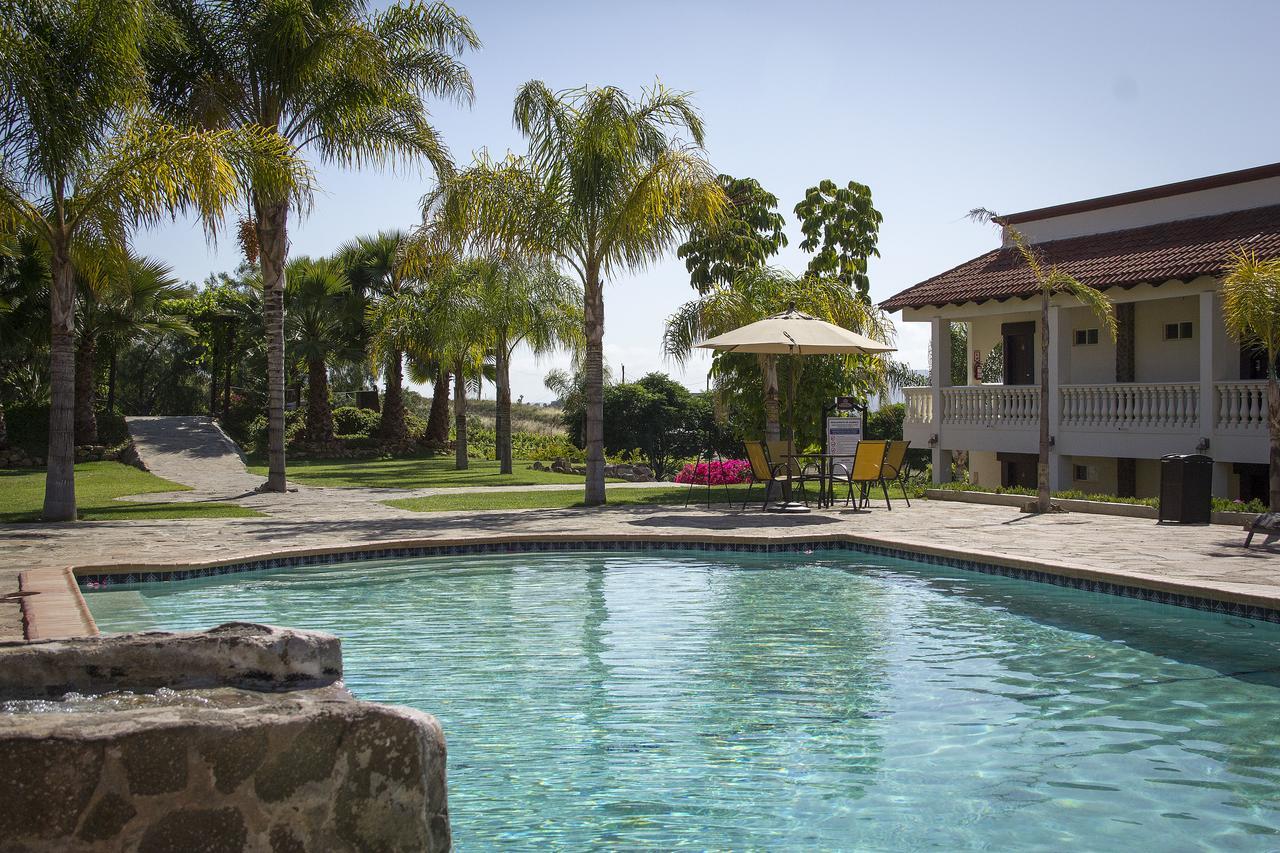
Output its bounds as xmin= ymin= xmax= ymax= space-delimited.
xmin=696 ymin=304 xmax=896 ymax=445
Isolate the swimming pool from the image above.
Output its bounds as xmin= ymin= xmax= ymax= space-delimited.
xmin=87 ymin=550 xmax=1280 ymax=849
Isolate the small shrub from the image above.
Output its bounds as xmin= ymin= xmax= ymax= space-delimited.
xmin=245 ymin=409 xmax=305 ymax=453
xmin=333 ymin=406 xmax=380 ymax=438
xmin=674 ymin=459 xmax=752 ymax=485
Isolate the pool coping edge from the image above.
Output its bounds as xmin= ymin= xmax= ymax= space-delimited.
xmin=26 ymin=530 xmax=1280 ymax=640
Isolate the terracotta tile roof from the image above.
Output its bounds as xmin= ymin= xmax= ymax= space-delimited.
xmin=881 ymin=204 xmax=1280 ymax=312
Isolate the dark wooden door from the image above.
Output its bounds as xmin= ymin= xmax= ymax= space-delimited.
xmin=1002 ymin=321 xmax=1035 ymax=386
xmin=998 ymin=452 xmax=1038 ymax=489
xmin=1240 ymin=344 xmax=1278 ymax=380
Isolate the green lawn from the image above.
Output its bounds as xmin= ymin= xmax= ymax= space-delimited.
xmin=0 ymin=462 xmax=261 ymax=523
xmin=385 ymin=480 xmax=920 ymax=513
xmin=247 ymin=454 xmax=612 ymax=489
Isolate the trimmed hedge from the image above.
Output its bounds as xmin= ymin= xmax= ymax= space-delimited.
xmin=935 ymin=480 xmax=1267 ymax=514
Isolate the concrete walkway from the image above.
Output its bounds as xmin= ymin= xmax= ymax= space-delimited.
xmin=122 ymin=415 xmax=672 ymax=522
xmin=125 ymin=416 xmax=264 ymax=497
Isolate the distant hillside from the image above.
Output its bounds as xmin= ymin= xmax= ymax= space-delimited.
xmin=462 ymin=400 xmax=566 ymax=435
xmin=402 ymin=389 xmax=566 ymax=435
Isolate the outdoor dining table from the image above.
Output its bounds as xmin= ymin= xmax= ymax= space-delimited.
xmin=784 ymin=453 xmax=854 ymax=509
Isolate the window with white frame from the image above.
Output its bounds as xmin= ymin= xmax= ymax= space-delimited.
xmin=1163 ymin=321 xmax=1193 ymax=341
xmin=1073 ymin=464 xmax=1098 ymax=482
xmin=1073 ymin=328 xmax=1099 ymax=346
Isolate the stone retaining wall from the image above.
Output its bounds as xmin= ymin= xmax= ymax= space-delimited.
xmin=0 ymin=624 xmax=449 ymax=852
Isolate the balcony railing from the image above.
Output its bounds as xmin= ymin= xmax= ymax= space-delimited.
xmin=904 ymin=386 xmax=932 ymax=424
xmin=1060 ymin=383 xmax=1198 ymax=430
xmin=1216 ymin=380 xmax=1268 ymax=431
xmin=905 ymin=381 xmax=1269 ymax=436
xmin=941 ymin=385 xmax=1039 ymax=427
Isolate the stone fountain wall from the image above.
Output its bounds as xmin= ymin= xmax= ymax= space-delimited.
xmin=0 ymin=624 xmax=449 ymax=853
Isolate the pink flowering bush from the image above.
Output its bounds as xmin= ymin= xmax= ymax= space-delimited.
xmin=674 ymin=459 xmax=753 ymax=485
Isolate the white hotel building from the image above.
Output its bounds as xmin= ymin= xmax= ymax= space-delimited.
xmin=883 ymin=163 xmax=1279 ymax=502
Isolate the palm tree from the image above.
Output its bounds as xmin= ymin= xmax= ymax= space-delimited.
xmin=0 ymin=0 xmax=304 ymax=520
xmin=341 ymin=230 xmax=421 ymax=442
xmin=971 ymin=210 xmax=1117 ymax=513
xmin=285 ymin=256 xmax=360 ymax=443
xmin=1223 ymin=251 xmax=1280 ymax=512
xmin=427 ymin=82 xmax=726 ymax=504
xmin=75 ymin=251 xmax=190 ymax=444
xmin=664 ymin=267 xmax=895 ymax=443
xmin=460 ymin=256 xmax=582 ymax=473
xmin=148 ymin=0 xmax=479 ymax=491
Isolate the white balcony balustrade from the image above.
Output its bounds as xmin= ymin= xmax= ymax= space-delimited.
xmin=906 ymin=380 xmax=1271 ymax=439
xmin=1216 ymin=381 xmax=1269 ymax=431
xmin=941 ymin=386 xmax=1039 ymax=428
xmin=1060 ymin=383 xmax=1199 ymax=431
xmin=904 ymin=387 xmax=932 ymax=424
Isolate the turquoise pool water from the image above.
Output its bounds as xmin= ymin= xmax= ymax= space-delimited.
xmin=87 ymin=550 xmax=1280 ymax=850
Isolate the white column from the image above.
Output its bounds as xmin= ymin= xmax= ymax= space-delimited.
xmin=1212 ymin=461 xmax=1230 ymax=499
xmin=1047 ymin=305 xmax=1067 ymax=491
xmin=931 ymin=317 xmax=950 ymax=484
xmin=1199 ymin=289 xmax=1216 ymax=444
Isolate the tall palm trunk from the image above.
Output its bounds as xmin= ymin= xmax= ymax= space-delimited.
xmin=426 ymin=371 xmax=450 ymax=443
xmin=583 ymin=264 xmax=605 ymax=505
xmin=306 ymin=356 xmax=333 ymax=443
xmin=380 ymin=353 xmax=406 ymax=441
xmin=256 ymin=197 xmax=289 ymax=492
xmin=1268 ymin=374 xmax=1280 ymax=511
xmin=1037 ymin=289 xmax=1051 ymax=513
xmin=454 ymin=358 xmax=468 ymax=470
xmin=44 ymin=240 xmax=77 ymax=521
xmin=74 ymin=333 xmax=98 ymax=445
xmin=0 ymin=402 xmax=7 ymax=448
xmin=759 ymin=354 xmax=781 ymax=442
xmin=495 ymin=339 xmax=512 ymax=475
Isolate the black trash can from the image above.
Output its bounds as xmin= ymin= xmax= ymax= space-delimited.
xmin=1158 ymin=454 xmax=1213 ymax=524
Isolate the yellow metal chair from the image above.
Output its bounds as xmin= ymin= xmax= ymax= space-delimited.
xmin=743 ymin=440 xmax=809 ymax=510
xmin=881 ymin=440 xmax=913 ymax=508
xmin=840 ymin=440 xmax=889 ymax=509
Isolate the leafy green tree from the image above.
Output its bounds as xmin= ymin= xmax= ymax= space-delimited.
xmin=0 ymin=0 xmax=302 ymax=520
xmin=75 ymin=252 xmax=190 ymax=444
xmin=426 ymin=81 xmax=727 ymax=504
xmin=148 ymin=0 xmax=479 ymax=491
xmin=457 ymin=256 xmax=581 ymax=473
xmin=794 ymin=179 xmax=882 ymax=300
xmin=971 ymin=209 xmax=1116 ymax=512
xmin=285 ymin=256 xmax=360 ymax=443
xmin=1223 ymin=250 xmax=1280 ymax=511
xmin=664 ymin=266 xmax=894 ymax=443
xmin=0 ymin=232 xmax=50 ymax=447
xmin=677 ymin=174 xmax=787 ymax=294
xmin=600 ymin=373 xmax=710 ymax=480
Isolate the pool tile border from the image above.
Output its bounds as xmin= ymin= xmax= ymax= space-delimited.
xmin=73 ymin=536 xmax=1280 ymax=626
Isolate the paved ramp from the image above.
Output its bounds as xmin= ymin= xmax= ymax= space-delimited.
xmin=125 ymin=416 xmax=263 ymax=497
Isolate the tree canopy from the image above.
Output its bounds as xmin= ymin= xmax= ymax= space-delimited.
xmin=677 ymin=174 xmax=787 ymax=294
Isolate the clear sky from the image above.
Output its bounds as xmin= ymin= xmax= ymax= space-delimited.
xmin=133 ymin=0 xmax=1280 ymax=402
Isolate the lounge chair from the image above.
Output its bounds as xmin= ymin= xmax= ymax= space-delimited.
xmin=881 ymin=440 xmax=913 ymax=508
xmin=743 ymin=440 xmax=810 ymax=510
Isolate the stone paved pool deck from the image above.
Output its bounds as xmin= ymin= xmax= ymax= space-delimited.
xmin=2 ymin=415 xmax=1277 ymax=640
